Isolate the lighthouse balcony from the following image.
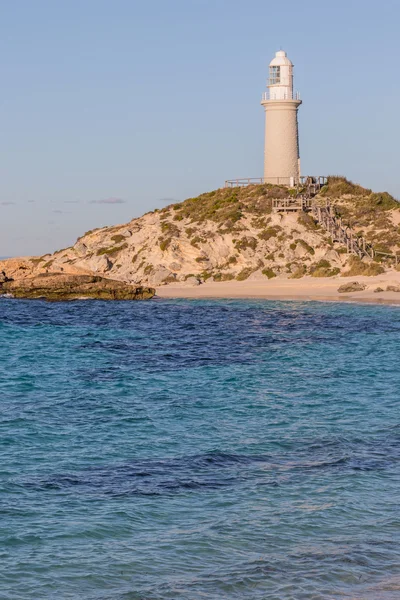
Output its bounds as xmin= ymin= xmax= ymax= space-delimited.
xmin=261 ymin=90 xmax=301 ymax=101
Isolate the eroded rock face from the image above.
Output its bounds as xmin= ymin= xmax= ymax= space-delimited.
xmin=2 ymin=180 xmax=397 ymax=288
xmin=0 ymin=273 xmax=155 ymax=301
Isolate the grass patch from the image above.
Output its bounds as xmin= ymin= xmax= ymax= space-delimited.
xmin=342 ymin=256 xmax=385 ymax=277
xmin=236 ymin=267 xmax=256 ymax=281
xmin=159 ymin=238 xmax=172 ymax=252
xmin=234 ymin=236 xmax=258 ymax=251
xmin=96 ymin=243 xmax=128 ymax=256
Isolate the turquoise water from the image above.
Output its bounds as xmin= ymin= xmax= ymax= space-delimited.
xmin=0 ymin=298 xmax=399 ymax=599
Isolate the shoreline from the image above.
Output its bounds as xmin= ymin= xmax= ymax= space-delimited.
xmin=156 ymin=273 xmax=400 ymax=306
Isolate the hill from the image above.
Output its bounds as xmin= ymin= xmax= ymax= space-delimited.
xmin=2 ymin=177 xmax=400 ymax=287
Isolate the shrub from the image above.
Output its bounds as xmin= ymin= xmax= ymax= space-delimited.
xmin=310 ymin=259 xmax=340 ymax=278
xmin=236 ymin=267 xmax=255 ymax=281
xmin=342 ymin=255 xmax=385 ymax=277
xmin=234 ymin=236 xmax=258 ymax=251
xmin=97 ymin=243 xmax=127 ymax=256
xmin=111 ymin=234 xmax=125 ymax=243
xmin=159 ymin=238 xmax=171 ymax=252
xmin=258 ymin=226 xmax=281 ymax=241
xmin=320 ymin=176 xmax=369 ymax=198
xmin=262 ymin=268 xmax=276 ymax=279
xmin=162 ymin=275 xmax=177 ymax=283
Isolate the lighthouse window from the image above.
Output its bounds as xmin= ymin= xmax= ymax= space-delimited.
xmin=270 ymin=66 xmax=281 ymax=84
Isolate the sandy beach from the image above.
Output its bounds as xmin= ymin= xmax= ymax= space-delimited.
xmin=157 ymin=273 xmax=400 ymax=304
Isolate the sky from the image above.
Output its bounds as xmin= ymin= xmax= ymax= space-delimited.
xmin=1 ymin=0 xmax=400 ymax=257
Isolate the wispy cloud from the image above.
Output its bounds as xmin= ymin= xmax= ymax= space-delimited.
xmin=27 ymin=200 xmax=35 ymax=204
xmin=52 ymin=209 xmax=66 ymax=214
xmin=1 ymin=201 xmax=16 ymax=206
xmin=89 ymin=197 xmax=126 ymax=205
xmin=64 ymin=200 xmax=81 ymax=204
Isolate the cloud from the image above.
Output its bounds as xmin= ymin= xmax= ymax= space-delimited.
xmin=64 ymin=200 xmax=81 ymax=204
xmin=1 ymin=201 xmax=16 ymax=206
xmin=89 ymin=197 xmax=126 ymax=205
xmin=27 ymin=200 xmax=35 ymax=204
xmin=52 ymin=209 xmax=65 ymax=214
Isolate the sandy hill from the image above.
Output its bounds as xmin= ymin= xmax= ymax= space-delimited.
xmin=2 ymin=177 xmax=400 ymax=287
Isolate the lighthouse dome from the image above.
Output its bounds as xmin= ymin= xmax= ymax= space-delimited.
xmin=269 ymin=50 xmax=293 ymax=67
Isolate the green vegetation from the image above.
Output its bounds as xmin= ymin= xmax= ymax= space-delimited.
xmin=257 ymin=226 xmax=282 ymax=241
xmin=213 ymin=272 xmax=235 ymax=282
xmin=96 ymin=243 xmax=128 ymax=256
xmin=171 ymin=184 xmax=289 ymax=227
xmin=111 ymin=234 xmax=126 ymax=243
xmin=144 ymin=264 xmax=154 ymax=275
xmin=342 ymin=255 xmax=385 ymax=277
xmin=320 ymin=176 xmax=370 ymax=198
xmin=234 ymin=236 xmax=258 ymax=251
xmin=310 ymin=259 xmax=340 ymax=277
xmin=262 ymin=267 xmax=276 ymax=279
xmin=161 ymin=221 xmax=180 ymax=236
xmin=236 ymin=267 xmax=255 ymax=281
xmin=298 ymin=212 xmax=319 ymax=231
xmin=294 ymin=238 xmax=315 ymax=255
xmin=159 ymin=238 xmax=172 ymax=252
xmin=191 ymin=236 xmax=207 ymax=248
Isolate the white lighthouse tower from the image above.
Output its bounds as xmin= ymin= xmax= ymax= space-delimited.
xmin=261 ymin=50 xmax=302 ymax=185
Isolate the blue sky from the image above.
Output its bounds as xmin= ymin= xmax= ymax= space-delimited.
xmin=1 ymin=0 xmax=399 ymax=256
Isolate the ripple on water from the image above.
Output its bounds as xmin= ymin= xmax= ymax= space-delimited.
xmin=0 ymin=298 xmax=399 ymax=599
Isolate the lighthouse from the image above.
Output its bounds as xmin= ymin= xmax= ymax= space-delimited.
xmin=261 ymin=50 xmax=302 ymax=186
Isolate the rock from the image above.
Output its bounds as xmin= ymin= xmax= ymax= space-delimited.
xmin=0 ymin=271 xmax=13 ymax=284
xmin=386 ymin=285 xmax=400 ymax=292
xmin=338 ymin=281 xmax=366 ymax=293
xmin=374 ymin=287 xmax=384 ymax=293
xmin=0 ymin=273 xmax=155 ymax=301
xmin=168 ymin=262 xmax=182 ymax=271
xmin=323 ymin=249 xmax=341 ymax=266
xmin=185 ymin=276 xmax=201 ymax=286
xmin=149 ymin=267 xmax=173 ymax=286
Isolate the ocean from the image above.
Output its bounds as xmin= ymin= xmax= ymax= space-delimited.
xmin=0 ymin=298 xmax=399 ymax=599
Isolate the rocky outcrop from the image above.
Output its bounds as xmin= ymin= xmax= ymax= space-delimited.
xmin=0 ymin=273 xmax=155 ymax=301
xmin=1 ymin=178 xmax=399 ymax=289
